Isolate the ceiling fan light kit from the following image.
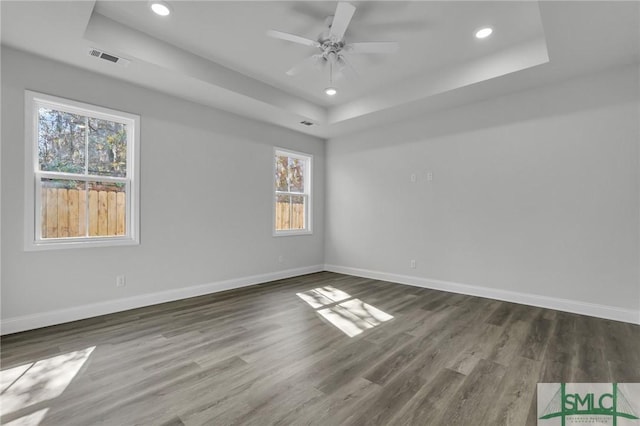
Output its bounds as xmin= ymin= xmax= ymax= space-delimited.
xmin=266 ymin=1 xmax=399 ymax=96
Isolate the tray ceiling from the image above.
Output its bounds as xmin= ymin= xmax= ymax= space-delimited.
xmin=1 ymin=1 xmax=638 ymax=137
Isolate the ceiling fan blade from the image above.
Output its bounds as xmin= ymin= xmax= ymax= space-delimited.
xmin=337 ymin=55 xmax=358 ymax=81
xmin=329 ymin=2 xmax=356 ymax=40
xmin=285 ymin=55 xmax=324 ymax=76
xmin=267 ymin=30 xmax=320 ymax=48
xmin=345 ymin=42 xmax=399 ymax=54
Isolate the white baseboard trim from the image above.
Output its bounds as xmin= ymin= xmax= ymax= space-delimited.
xmin=324 ymin=264 xmax=640 ymax=325
xmin=1 ymin=265 xmax=324 ymax=335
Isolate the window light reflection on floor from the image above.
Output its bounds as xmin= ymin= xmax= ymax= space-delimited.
xmin=296 ymin=286 xmax=393 ymax=337
xmin=0 ymin=346 xmax=95 ymax=424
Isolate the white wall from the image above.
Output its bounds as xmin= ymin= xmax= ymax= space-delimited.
xmin=2 ymin=47 xmax=638 ymax=332
xmin=1 ymin=47 xmax=325 ymax=332
xmin=326 ymin=65 xmax=640 ymax=320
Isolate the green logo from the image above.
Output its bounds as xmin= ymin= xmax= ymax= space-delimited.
xmin=538 ymin=383 xmax=639 ymax=425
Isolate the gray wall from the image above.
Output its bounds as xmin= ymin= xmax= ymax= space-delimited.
xmin=2 ymin=46 xmax=638 ymax=327
xmin=1 ymin=47 xmax=325 ymax=321
xmin=325 ymin=64 xmax=640 ymax=312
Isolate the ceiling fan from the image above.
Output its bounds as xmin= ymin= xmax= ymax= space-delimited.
xmin=267 ymin=2 xmax=399 ymax=92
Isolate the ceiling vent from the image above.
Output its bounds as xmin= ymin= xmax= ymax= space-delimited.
xmin=88 ymin=48 xmax=131 ymax=67
xmin=300 ymin=120 xmax=314 ymax=126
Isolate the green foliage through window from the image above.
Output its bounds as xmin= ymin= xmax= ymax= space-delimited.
xmin=38 ymin=108 xmax=127 ymax=177
xmin=275 ymin=155 xmax=305 ymax=194
xmin=274 ymin=150 xmax=310 ymax=233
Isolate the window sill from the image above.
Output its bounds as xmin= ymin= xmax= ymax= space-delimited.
xmin=273 ymin=230 xmax=313 ymax=237
xmin=25 ymin=237 xmax=139 ymax=251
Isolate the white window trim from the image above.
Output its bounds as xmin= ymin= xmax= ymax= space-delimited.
xmin=24 ymin=90 xmax=141 ymax=250
xmin=273 ymin=147 xmax=313 ymax=237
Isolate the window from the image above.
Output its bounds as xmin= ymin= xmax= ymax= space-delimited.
xmin=274 ymin=148 xmax=312 ymax=235
xmin=24 ymin=91 xmax=140 ymax=250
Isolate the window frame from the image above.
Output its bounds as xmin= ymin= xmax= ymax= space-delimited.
xmin=24 ymin=90 xmax=141 ymax=250
xmin=273 ymin=147 xmax=313 ymax=237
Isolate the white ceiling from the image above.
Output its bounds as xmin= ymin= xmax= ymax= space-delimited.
xmin=92 ymin=1 xmax=546 ymax=105
xmin=1 ymin=1 xmax=638 ymax=138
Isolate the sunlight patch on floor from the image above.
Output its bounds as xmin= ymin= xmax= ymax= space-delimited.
xmin=296 ymin=285 xmax=351 ymax=309
xmin=0 ymin=346 xmax=95 ymax=424
xmin=297 ymin=286 xmax=393 ymax=337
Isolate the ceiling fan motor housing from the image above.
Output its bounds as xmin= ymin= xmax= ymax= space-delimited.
xmin=320 ymin=39 xmax=346 ymax=59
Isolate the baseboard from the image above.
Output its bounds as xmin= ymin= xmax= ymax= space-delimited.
xmin=0 ymin=264 xmax=324 ymax=335
xmin=324 ymin=264 xmax=640 ymax=325
xmin=4 ymin=263 xmax=637 ymax=335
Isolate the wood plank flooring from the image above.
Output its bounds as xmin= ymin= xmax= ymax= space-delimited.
xmin=1 ymin=272 xmax=638 ymax=425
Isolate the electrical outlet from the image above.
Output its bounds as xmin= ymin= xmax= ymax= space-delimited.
xmin=410 ymin=260 xmax=416 ymax=269
xmin=427 ymin=172 xmax=433 ymax=181
xmin=410 ymin=173 xmax=417 ymax=183
xmin=116 ymin=275 xmax=126 ymax=287
xmin=278 ymin=255 xmax=284 ymax=263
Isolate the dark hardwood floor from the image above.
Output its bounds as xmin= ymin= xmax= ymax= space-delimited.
xmin=1 ymin=272 xmax=639 ymax=425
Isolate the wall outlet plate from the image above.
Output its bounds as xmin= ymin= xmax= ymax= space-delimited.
xmin=116 ymin=275 xmax=126 ymax=287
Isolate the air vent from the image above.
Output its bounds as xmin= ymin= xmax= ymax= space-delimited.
xmin=300 ymin=120 xmax=314 ymax=126
xmin=88 ymin=48 xmax=131 ymax=67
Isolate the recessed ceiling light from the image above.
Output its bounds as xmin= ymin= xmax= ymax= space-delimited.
xmin=475 ymin=27 xmax=493 ymax=39
xmin=150 ymin=1 xmax=171 ymax=16
xmin=324 ymin=87 xmax=337 ymax=96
